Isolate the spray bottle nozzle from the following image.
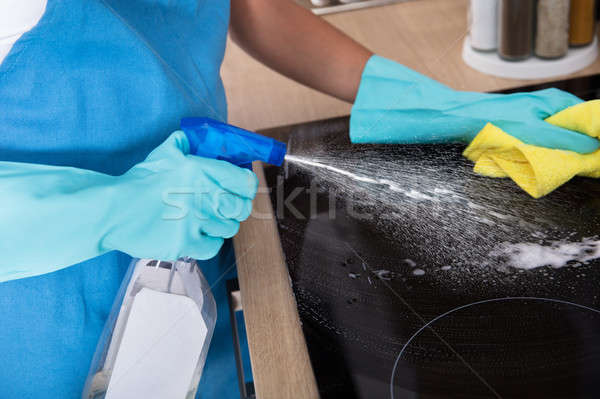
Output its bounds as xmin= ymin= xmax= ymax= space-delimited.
xmin=180 ymin=118 xmax=287 ymax=169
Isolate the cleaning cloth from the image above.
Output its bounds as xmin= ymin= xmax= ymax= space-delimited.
xmin=463 ymin=100 xmax=600 ymax=198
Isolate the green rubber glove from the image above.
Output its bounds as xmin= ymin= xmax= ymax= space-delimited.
xmin=0 ymin=131 xmax=258 ymax=282
xmin=350 ymin=55 xmax=600 ymax=154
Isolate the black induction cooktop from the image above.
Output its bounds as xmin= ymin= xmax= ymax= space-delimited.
xmin=261 ymin=74 xmax=600 ymax=399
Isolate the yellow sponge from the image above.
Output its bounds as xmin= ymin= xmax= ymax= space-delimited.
xmin=463 ymin=100 xmax=600 ymax=198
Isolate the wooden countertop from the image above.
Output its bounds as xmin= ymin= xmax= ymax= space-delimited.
xmin=222 ymin=0 xmax=600 ymax=131
xmin=233 ymin=164 xmax=320 ymax=399
xmin=227 ymin=1 xmax=600 ymax=398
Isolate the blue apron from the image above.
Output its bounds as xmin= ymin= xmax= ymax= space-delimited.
xmin=0 ymin=0 xmax=243 ymax=397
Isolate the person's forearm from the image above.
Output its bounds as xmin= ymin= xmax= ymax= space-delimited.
xmin=0 ymin=162 xmax=118 ymax=281
xmin=230 ymin=0 xmax=372 ymax=103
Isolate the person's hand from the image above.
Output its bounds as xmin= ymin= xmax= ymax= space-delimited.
xmin=103 ymin=131 xmax=258 ymax=260
xmin=0 ymin=131 xmax=258 ymax=282
xmin=350 ymin=55 xmax=600 ymax=154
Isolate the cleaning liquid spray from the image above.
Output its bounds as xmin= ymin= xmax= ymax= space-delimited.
xmin=82 ymin=119 xmax=287 ymax=399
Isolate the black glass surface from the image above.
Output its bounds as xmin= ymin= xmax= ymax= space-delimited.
xmin=261 ymin=75 xmax=600 ymax=399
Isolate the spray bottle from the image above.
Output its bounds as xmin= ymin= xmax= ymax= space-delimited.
xmin=82 ymin=119 xmax=287 ymax=399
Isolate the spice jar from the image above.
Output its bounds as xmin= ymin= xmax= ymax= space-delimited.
xmin=498 ymin=0 xmax=536 ymax=61
xmin=569 ymin=0 xmax=597 ymax=46
xmin=470 ymin=0 xmax=498 ymax=51
xmin=536 ymin=0 xmax=571 ymax=59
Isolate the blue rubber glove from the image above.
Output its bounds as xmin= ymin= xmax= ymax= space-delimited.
xmin=0 ymin=131 xmax=258 ymax=282
xmin=350 ymin=55 xmax=600 ymax=154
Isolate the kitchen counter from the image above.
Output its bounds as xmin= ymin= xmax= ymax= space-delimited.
xmin=221 ymin=0 xmax=600 ymax=131
xmin=224 ymin=1 xmax=600 ymax=398
xmin=233 ymin=74 xmax=600 ymax=399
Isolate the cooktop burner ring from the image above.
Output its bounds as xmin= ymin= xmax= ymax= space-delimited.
xmin=390 ymin=296 xmax=600 ymax=399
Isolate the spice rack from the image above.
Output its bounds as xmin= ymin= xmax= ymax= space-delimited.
xmin=462 ymin=35 xmax=598 ymax=80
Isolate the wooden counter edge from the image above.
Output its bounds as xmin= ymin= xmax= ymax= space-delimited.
xmin=233 ymin=162 xmax=320 ymax=399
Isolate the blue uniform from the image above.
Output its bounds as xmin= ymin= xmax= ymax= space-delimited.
xmin=0 ymin=0 xmax=243 ymax=397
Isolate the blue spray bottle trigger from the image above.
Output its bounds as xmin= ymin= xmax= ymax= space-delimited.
xmin=180 ymin=118 xmax=287 ymax=170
